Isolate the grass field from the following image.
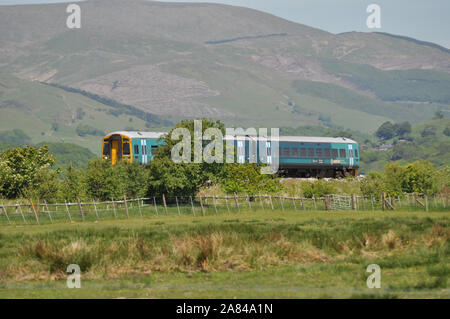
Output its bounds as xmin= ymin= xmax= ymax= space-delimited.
xmin=0 ymin=208 xmax=448 ymax=299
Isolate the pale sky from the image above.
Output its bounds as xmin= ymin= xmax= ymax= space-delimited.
xmin=2 ymin=0 xmax=449 ymax=48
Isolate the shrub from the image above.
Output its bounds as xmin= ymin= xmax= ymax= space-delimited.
xmin=301 ymin=179 xmax=335 ymax=198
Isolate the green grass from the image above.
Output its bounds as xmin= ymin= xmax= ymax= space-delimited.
xmin=0 ymin=208 xmax=448 ymax=299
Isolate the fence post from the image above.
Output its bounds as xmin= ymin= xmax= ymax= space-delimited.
xmin=111 ymin=198 xmax=117 ymax=218
xmin=351 ymin=194 xmax=357 ymax=211
xmin=381 ymin=193 xmax=386 ymax=211
xmin=312 ymin=195 xmax=317 ymax=210
xmin=301 ymin=197 xmax=305 ymax=210
xmin=269 ymin=195 xmax=274 ymax=210
xmin=175 ymin=196 xmax=181 ymax=216
xmin=190 ymin=196 xmax=196 ymax=216
xmin=30 ymin=199 xmax=39 ymax=224
xmin=362 ymin=196 xmax=366 ymax=210
xmin=162 ymin=194 xmax=168 ymax=216
xmin=124 ymin=195 xmax=130 ymax=218
xmin=259 ymin=195 xmax=264 ymax=211
xmin=92 ymin=200 xmax=99 ymax=220
xmin=213 ymin=195 xmax=218 ymax=215
xmin=425 ymin=195 xmax=429 ymax=212
xmin=199 ymin=196 xmax=205 ymax=216
xmin=64 ymin=200 xmax=72 ymax=222
xmin=371 ymin=195 xmax=374 ymax=211
xmin=225 ymin=196 xmax=230 ymax=214
xmin=246 ymin=194 xmax=251 ymax=210
xmin=137 ymin=198 xmax=143 ymax=217
xmin=234 ymin=193 xmax=240 ymax=213
xmin=279 ymin=196 xmax=284 ymax=211
xmin=17 ymin=203 xmax=26 ymax=223
xmin=153 ymin=197 xmax=159 ymax=215
xmin=77 ymin=198 xmax=85 ymax=221
xmin=292 ymin=197 xmax=297 ymax=211
xmin=44 ymin=199 xmax=53 ymax=224
xmin=324 ymin=195 xmax=331 ymax=211
xmin=1 ymin=205 xmax=11 ymax=224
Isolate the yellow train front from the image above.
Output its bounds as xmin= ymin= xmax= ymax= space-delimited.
xmin=101 ymin=131 xmax=166 ymax=165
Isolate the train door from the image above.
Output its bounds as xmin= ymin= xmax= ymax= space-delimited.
xmin=111 ymin=140 xmax=119 ymax=165
xmin=348 ymin=144 xmax=354 ymax=168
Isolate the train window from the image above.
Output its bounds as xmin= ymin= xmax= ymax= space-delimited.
xmin=332 ymin=149 xmax=338 ymax=159
xmin=324 ymin=149 xmax=331 ymax=158
xmin=354 ymin=149 xmax=358 ymax=157
xmin=292 ymin=148 xmax=298 ymax=157
xmin=103 ymin=143 xmax=110 ymax=156
xmin=308 ymin=148 xmax=314 ymax=157
xmin=339 ymin=149 xmax=346 ymax=158
xmin=134 ymin=145 xmax=139 ymax=154
xmin=283 ymin=148 xmax=290 ymax=157
xmin=300 ymin=148 xmax=306 ymax=157
xmin=151 ymin=145 xmax=158 ymax=155
xmin=316 ymin=149 xmax=322 ymax=157
xmin=123 ymin=143 xmax=130 ymax=155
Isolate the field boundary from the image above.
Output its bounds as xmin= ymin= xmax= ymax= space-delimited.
xmin=0 ymin=193 xmax=448 ymax=226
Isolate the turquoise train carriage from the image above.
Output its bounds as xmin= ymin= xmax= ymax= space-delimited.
xmin=101 ymin=132 xmax=360 ymax=177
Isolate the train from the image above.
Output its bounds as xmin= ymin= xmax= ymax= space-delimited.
xmin=101 ymin=131 xmax=360 ymax=177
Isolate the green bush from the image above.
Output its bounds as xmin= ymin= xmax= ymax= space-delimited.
xmin=301 ymin=180 xmax=335 ymax=198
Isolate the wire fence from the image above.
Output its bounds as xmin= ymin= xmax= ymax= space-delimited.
xmin=0 ymin=193 xmax=448 ymax=226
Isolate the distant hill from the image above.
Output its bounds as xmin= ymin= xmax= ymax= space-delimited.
xmin=0 ymin=0 xmax=449 ymax=148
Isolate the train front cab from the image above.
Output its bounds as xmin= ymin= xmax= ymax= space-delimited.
xmin=102 ymin=134 xmax=132 ymax=164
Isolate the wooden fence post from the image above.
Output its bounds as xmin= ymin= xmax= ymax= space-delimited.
xmin=269 ymin=195 xmax=274 ymax=210
xmin=213 ymin=195 xmax=218 ymax=215
xmin=381 ymin=193 xmax=386 ymax=211
xmin=111 ymin=198 xmax=117 ymax=218
xmin=259 ymin=195 xmax=264 ymax=211
xmin=162 ymin=194 xmax=168 ymax=216
xmin=371 ymin=195 xmax=374 ymax=211
xmin=351 ymin=194 xmax=357 ymax=211
xmin=279 ymin=196 xmax=284 ymax=211
xmin=1 ymin=205 xmax=11 ymax=224
xmin=292 ymin=197 xmax=297 ymax=211
xmin=77 ymin=198 xmax=85 ymax=221
xmin=199 ymin=196 xmax=205 ymax=216
xmin=153 ymin=197 xmax=159 ymax=215
xmin=30 ymin=199 xmax=39 ymax=224
xmin=93 ymin=200 xmax=99 ymax=220
xmin=324 ymin=195 xmax=331 ymax=211
xmin=64 ymin=200 xmax=72 ymax=222
xmin=124 ymin=195 xmax=130 ymax=218
xmin=312 ymin=195 xmax=317 ymax=210
xmin=425 ymin=195 xmax=429 ymax=212
xmin=137 ymin=198 xmax=143 ymax=217
xmin=17 ymin=203 xmax=26 ymax=223
xmin=44 ymin=200 xmax=53 ymax=223
xmin=234 ymin=193 xmax=240 ymax=213
xmin=301 ymin=197 xmax=305 ymax=210
xmin=225 ymin=196 xmax=230 ymax=214
xmin=175 ymin=196 xmax=181 ymax=216
xmin=246 ymin=194 xmax=252 ymax=210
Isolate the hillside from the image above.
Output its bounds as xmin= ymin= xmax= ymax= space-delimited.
xmin=0 ymin=0 xmax=449 ymax=145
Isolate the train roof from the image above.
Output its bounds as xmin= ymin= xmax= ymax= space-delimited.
xmin=104 ymin=131 xmax=167 ymax=139
xmin=224 ymin=135 xmax=358 ymax=144
xmin=105 ymin=131 xmax=357 ymax=144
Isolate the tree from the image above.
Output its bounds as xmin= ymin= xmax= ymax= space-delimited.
xmin=443 ymin=126 xmax=450 ymax=137
xmin=434 ymin=110 xmax=444 ymax=119
xmin=360 ymin=171 xmax=386 ymax=197
xmin=375 ymin=121 xmax=396 ymax=140
xmin=0 ymin=145 xmax=55 ymax=198
xmin=421 ymin=126 xmax=436 ymax=137
xmin=396 ymin=121 xmax=411 ymax=137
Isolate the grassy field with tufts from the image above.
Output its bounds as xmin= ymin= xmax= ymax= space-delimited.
xmin=0 ymin=209 xmax=448 ymax=298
